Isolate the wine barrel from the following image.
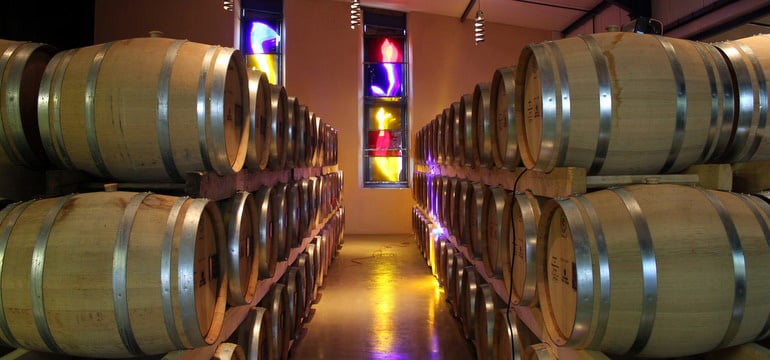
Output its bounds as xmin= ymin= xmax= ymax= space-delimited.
xmin=449 ymin=251 xmax=467 ymax=318
xmin=436 ymin=113 xmax=445 ymax=164
xmin=253 ymin=186 xmax=277 ymax=279
xmin=538 ymin=184 xmax=770 ymax=357
xmin=705 ymin=343 xmax=770 ymax=360
xmin=445 ymin=245 xmax=456 ymax=302
xmin=714 ymin=35 xmax=770 ymax=162
xmin=446 ymin=102 xmax=461 ymax=166
xmin=473 ymin=82 xmax=493 ymax=168
xmin=295 ymin=252 xmax=315 ymax=311
xmin=245 ymin=69 xmax=270 ymax=170
xmin=284 ymin=97 xmax=299 ymax=169
xmin=460 ymin=266 xmax=482 ymax=340
xmin=313 ymin=235 xmax=327 ymax=288
xmin=489 ymin=66 xmax=520 ymax=169
xmin=1 ymin=40 xmax=54 ymax=168
xmin=481 ymin=186 xmax=509 ymax=278
xmin=468 ymin=182 xmax=488 ymax=260
xmin=436 ymin=235 xmax=447 ymax=285
xmin=259 ymin=283 xmax=289 ymax=360
xmin=475 ymin=284 xmax=500 ymax=360
xmin=285 ymin=182 xmax=300 ymax=249
xmin=459 ymin=93 xmax=474 ymax=167
xmin=506 ymin=191 xmax=547 ymax=306
xmin=270 ymin=183 xmax=289 ymax=262
xmin=307 ymin=177 xmax=319 ymax=229
xmin=266 ymin=85 xmax=288 ymax=170
xmin=0 ymin=192 xmax=226 ymax=357
xmin=524 ymin=344 xmax=556 ymax=360
xmin=443 ymin=107 xmax=454 ymax=165
xmin=492 ymin=309 xmax=537 ymax=360
xmin=295 ymin=105 xmax=310 ymax=168
xmin=297 ymin=178 xmax=311 ymax=239
xmin=234 ymin=307 xmax=272 ymax=360
xmin=305 ymin=243 xmax=320 ymax=304
xmin=219 ymin=191 xmax=260 ymax=305
xmin=455 ymin=180 xmax=473 ymax=247
xmin=38 ymin=37 xmax=249 ymax=181
xmin=442 ymin=177 xmax=454 ymax=231
xmin=213 ymin=343 xmax=246 ymax=360
xmin=515 ymin=32 xmax=733 ymax=175
xmin=280 ymin=266 xmax=305 ymax=341
xmin=448 ymin=178 xmax=462 ymax=238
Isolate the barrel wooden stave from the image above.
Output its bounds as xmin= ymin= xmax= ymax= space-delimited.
xmin=219 ymin=191 xmax=260 ymax=306
xmin=245 ymin=69 xmax=270 ymax=170
xmin=490 ymin=66 xmax=520 ymax=169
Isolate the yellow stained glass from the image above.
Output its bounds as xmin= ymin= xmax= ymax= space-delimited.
xmin=246 ymin=54 xmax=279 ymax=84
xmin=372 ymin=156 xmax=402 ymax=182
xmin=369 ymin=106 xmax=401 ymax=130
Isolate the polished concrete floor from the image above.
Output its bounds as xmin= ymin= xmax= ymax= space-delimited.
xmin=291 ymin=234 xmax=474 ymax=359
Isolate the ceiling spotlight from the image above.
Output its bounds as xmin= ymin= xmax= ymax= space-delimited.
xmin=223 ymin=0 xmax=234 ymax=11
xmin=474 ymin=9 xmax=485 ymax=45
xmin=351 ymin=0 xmax=362 ymax=29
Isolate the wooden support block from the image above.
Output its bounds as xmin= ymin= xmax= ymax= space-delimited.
xmin=185 ymin=171 xmax=238 ymax=201
xmin=733 ymin=161 xmax=770 ymax=193
xmin=704 ymin=343 xmax=770 ymax=360
xmin=518 ymin=167 xmax=586 ymax=198
xmin=45 ymin=169 xmax=91 ymax=197
xmin=586 ymin=174 xmax=699 ymax=189
xmin=683 ymin=164 xmax=732 ymax=191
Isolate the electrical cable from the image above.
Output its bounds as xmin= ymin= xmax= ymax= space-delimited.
xmin=505 ymin=168 xmax=529 ymax=356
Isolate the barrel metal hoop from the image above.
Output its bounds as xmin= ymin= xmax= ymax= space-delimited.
xmin=746 ymin=194 xmax=770 ymax=339
xmin=556 ymin=199 xmax=595 ymax=347
xmin=546 ymin=42 xmax=572 ymax=169
xmin=208 ymin=47 xmax=235 ymax=173
xmin=529 ymin=44 xmax=558 ymax=170
xmin=0 ymin=201 xmax=32 ymax=348
xmin=0 ymin=43 xmax=22 ymax=164
xmin=579 ymin=35 xmax=612 ymax=175
xmin=32 ymin=194 xmax=74 ymax=353
xmin=85 ymin=42 xmax=114 ymax=178
xmin=692 ymin=43 xmax=721 ymax=163
xmin=610 ymin=187 xmax=657 ymax=355
xmin=179 ymin=199 xmax=210 ymax=346
xmin=574 ymin=196 xmax=611 ymax=349
xmin=476 ymin=83 xmax=493 ymax=166
xmin=161 ymin=197 xmax=189 ymax=349
xmin=698 ymin=189 xmax=747 ymax=349
xmin=5 ymin=43 xmax=39 ymax=166
xmin=655 ymin=36 xmax=687 ymax=173
xmin=715 ymin=42 xmax=754 ymax=161
xmin=227 ymin=192 xmax=249 ymax=305
xmin=736 ymin=41 xmax=768 ymax=161
xmin=113 ymin=192 xmax=151 ymax=356
xmin=705 ymin=44 xmax=736 ymax=161
xmin=157 ymin=40 xmax=186 ymax=181
xmin=196 ymin=46 xmax=218 ymax=172
xmin=497 ymin=69 xmax=517 ymax=167
xmin=514 ymin=192 xmax=538 ymax=305
xmin=39 ymin=50 xmax=74 ymax=169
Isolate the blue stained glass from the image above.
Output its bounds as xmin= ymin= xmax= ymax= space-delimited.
xmin=248 ymin=21 xmax=280 ymax=54
xmin=366 ymin=63 xmax=403 ymax=97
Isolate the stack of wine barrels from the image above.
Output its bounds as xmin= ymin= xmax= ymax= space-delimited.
xmin=0 ymin=36 xmax=344 ymax=359
xmin=413 ymin=32 xmax=770 ymax=359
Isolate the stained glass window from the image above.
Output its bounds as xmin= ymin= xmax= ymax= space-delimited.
xmin=363 ymin=8 xmax=408 ymax=188
xmin=241 ymin=2 xmax=282 ymax=85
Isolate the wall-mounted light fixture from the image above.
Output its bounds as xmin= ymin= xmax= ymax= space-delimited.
xmin=474 ymin=0 xmax=485 ymax=45
xmin=351 ymin=0 xmax=362 ymax=29
xmin=223 ymin=0 xmax=234 ymax=11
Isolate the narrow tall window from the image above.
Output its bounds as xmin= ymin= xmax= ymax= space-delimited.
xmin=363 ymin=8 xmax=408 ymax=188
xmin=241 ymin=0 xmax=283 ymax=84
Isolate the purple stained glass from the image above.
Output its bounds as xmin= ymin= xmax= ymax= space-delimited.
xmin=248 ymin=21 xmax=280 ymax=54
xmin=366 ymin=63 xmax=403 ymax=97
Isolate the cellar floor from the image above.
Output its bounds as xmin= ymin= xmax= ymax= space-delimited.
xmin=291 ymin=234 xmax=474 ymax=359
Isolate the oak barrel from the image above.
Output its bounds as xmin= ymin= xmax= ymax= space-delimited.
xmin=219 ymin=191 xmax=260 ymax=305
xmin=38 ymin=37 xmax=249 ymax=181
xmin=294 ymin=105 xmax=310 ymax=168
xmin=489 ymin=66 xmax=520 ymax=169
xmin=284 ymin=97 xmax=298 ymax=169
xmin=266 ymin=85 xmax=288 ymax=170
xmin=253 ymin=186 xmax=277 ymax=279
xmin=213 ymin=343 xmax=246 ymax=360
xmin=284 ymin=182 xmax=301 ymax=249
xmin=270 ymin=183 xmax=289 ymax=262
xmin=460 ymin=266 xmax=481 ymax=340
xmin=443 ymin=107 xmax=455 ymax=165
xmin=1 ymin=40 xmax=54 ymax=168
xmin=538 ymin=184 xmax=770 ymax=357
xmin=468 ymin=182 xmax=487 ymax=260
xmin=505 ymin=191 xmax=546 ymax=306
xmin=234 ymin=307 xmax=272 ymax=360
xmin=280 ymin=266 xmax=305 ymax=341
xmin=473 ymin=82 xmax=493 ymax=167
xmin=305 ymin=244 xmax=320 ymax=303
xmin=449 ymin=251 xmax=467 ymax=318
xmin=0 ymin=192 xmax=226 ymax=357
xmin=459 ymin=93 xmax=474 ymax=167
xmin=475 ymin=284 xmax=500 ymax=360
xmin=245 ymin=69 xmax=270 ymax=170
xmin=492 ymin=309 xmax=537 ymax=360
xmin=515 ymin=32 xmax=733 ymax=175
xmin=260 ymin=284 xmax=289 ymax=360
xmin=481 ymin=186 xmax=509 ymax=278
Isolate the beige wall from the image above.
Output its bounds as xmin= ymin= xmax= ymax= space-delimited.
xmin=284 ymin=1 xmax=552 ymax=234
xmin=93 ymin=0 xmax=552 ymax=234
xmin=94 ymin=0 xmax=237 ymax=45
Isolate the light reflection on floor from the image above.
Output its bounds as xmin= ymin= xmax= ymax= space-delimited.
xmin=291 ymin=234 xmax=473 ymax=359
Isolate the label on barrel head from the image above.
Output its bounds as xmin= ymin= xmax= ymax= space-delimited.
xmin=549 ymin=255 xmax=574 ymax=289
